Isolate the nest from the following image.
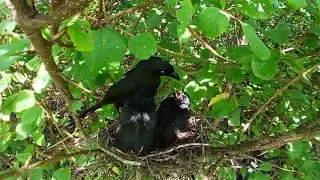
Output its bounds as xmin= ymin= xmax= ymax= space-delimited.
xmin=92 ymin=116 xmax=221 ymax=179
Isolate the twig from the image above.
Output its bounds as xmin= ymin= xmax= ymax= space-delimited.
xmin=58 ymin=73 xmax=92 ymax=93
xmin=94 ymin=0 xmax=160 ymax=28
xmin=99 ymin=146 xmax=142 ymax=166
xmin=242 ymin=62 xmax=320 ymax=133
xmin=131 ymin=7 xmax=148 ymax=34
xmin=0 ymin=149 xmax=102 ymax=179
xmin=139 ymin=143 xmax=211 ymax=159
xmin=187 ymin=26 xmax=230 ymax=62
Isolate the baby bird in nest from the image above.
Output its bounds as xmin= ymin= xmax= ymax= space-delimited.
xmin=153 ymin=90 xmax=197 ymax=149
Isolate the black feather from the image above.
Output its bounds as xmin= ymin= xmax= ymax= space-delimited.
xmin=80 ymin=56 xmax=180 ymax=117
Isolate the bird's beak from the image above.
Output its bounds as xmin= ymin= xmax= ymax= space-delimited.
xmin=167 ymin=72 xmax=180 ymax=80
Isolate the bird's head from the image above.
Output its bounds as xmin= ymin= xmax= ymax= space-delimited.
xmin=174 ymin=90 xmax=190 ymax=110
xmin=138 ymin=56 xmax=180 ymax=80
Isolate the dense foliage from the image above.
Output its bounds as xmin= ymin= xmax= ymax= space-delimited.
xmin=0 ymin=0 xmax=319 ymax=179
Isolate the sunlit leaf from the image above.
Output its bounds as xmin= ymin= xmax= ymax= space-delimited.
xmin=241 ymin=22 xmax=270 ymax=60
xmin=198 ymin=7 xmax=230 ymax=38
xmin=32 ymin=63 xmax=51 ymax=93
xmin=251 ymin=49 xmax=280 ymax=80
xmin=208 ymin=92 xmax=229 ymax=106
xmin=51 ymin=167 xmax=71 ymax=180
xmin=236 ymin=0 xmax=273 ymax=19
xmin=176 ymin=0 xmax=194 ymax=26
xmin=1 ymin=90 xmax=35 ymax=113
xmin=128 ymin=32 xmax=157 ymax=59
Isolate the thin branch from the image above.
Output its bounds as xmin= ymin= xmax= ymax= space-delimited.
xmin=58 ymin=73 xmax=92 ymax=94
xmin=0 ymin=150 xmax=102 ymax=179
xmin=242 ymin=62 xmax=320 ymax=133
xmin=187 ymin=26 xmax=230 ymax=62
xmin=94 ymin=0 xmax=161 ymax=28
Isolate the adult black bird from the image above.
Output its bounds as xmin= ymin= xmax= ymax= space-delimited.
xmin=113 ymin=88 xmax=157 ymax=155
xmin=80 ymin=56 xmax=180 ymax=118
xmin=153 ymin=90 xmax=193 ymax=149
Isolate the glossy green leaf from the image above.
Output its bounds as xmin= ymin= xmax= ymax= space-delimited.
xmin=1 ymin=90 xmax=35 ymax=113
xmin=166 ymin=0 xmax=178 ymax=8
xmin=32 ymin=131 xmax=46 ymax=146
xmin=176 ymin=0 xmax=194 ymax=26
xmin=68 ymin=19 xmax=94 ymax=52
xmin=28 ymin=168 xmax=43 ymax=180
xmin=128 ymin=32 xmax=157 ymax=59
xmin=252 ymin=171 xmax=271 ymax=180
xmin=146 ymin=9 xmax=161 ymax=28
xmin=217 ymin=167 xmax=237 ymax=180
xmin=82 ymin=28 xmax=127 ymax=72
xmin=302 ymin=160 xmax=320 ymax=178
xmin=0 ymin=19 xmax=16 ymax=35
xmin=185 ymin=81 xmax=207 ymax=109
xmin=260 ymin=162 xmax=273 ymax=171
xmin=229 ymin=110 xmax=240 ymax=126
xmin=287 ymin=141 xmax=311 ymax=159
xmin=15 ymin=123 xmax=31 ymax=140
xmin=32 ymin=63 xmax=51 ymax=93
xmin=0 ymin=73 xmax=11 ymax=93
xmin=0 ymin=132 xmax=12 ymax=152
xmin=236 ymin=0 xmax=273 ymax=19
xmin=177 ymin=25 xmax=191 ymax=43
xmin=251 ymin=49 xmax=279 ymax=80
xmin=226 ymin=45 xmax=253 ymax=63
xmin=287 ymin=0 xmax=307 ymax=9
xmin=17 ymin=152 xmax=32 ymax=163
xmin=210 ymin=99 xmax=237 ymax=118
xmin=241 ymin=22 xmax=270 ymax=60
xmin=51 ymin=167 xmax=71 ymax=180
xmin=21 ymin=105 xmax=44 ymax=126
xmin=264 ymin=21 xmax=290 ymax=44
xmin=198 ymin=7 xmax=230 ymax=38
xmin=226 ymin=67 xmax=244 ymax=83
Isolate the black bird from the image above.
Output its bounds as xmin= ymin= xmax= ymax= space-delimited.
xmin=153 ymin=90 xmax=192 ymax=149
xmin=113 ymin=88 xmax=157 ymax=155
xmin=80 ymin=56 xmax=180 ymax=118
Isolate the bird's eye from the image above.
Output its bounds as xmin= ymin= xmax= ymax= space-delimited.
xmin=160 ymin=70 xmax=165 ymax=75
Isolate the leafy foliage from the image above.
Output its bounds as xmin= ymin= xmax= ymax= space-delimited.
xmin=0 ymin=0 xmax=320 ymax=179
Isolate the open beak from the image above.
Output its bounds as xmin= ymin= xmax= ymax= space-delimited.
xmin=167 ymin=72 xmax=180 ymax=80
xmin=174 ymin=90 xmax=182 ymax=99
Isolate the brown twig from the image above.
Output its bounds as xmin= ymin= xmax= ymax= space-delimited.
xmin=0 ymin=149 xmax=102 ymax=179
xmin=94 ymin=0 xmax=161 ymax=28
xmin=242 ymin=62 xmax=320 ymax=133
xmin=187 ymin=26 xmax=230 ymax=62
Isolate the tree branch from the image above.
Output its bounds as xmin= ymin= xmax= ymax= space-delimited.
xmin=242 ymin=62 xmax=320 ymax=133
xmin=4 ymin=0 xmax=92 ymax=136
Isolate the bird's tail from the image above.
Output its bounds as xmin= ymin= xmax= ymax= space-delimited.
xmin=80 ymin=101 xmax=105 ymax=118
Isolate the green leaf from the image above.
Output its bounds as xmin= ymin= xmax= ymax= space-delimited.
xmin=229 ymin=110 xmax=240 ymax=126
xmin=198 ymin=7 xmax=230 ymax=38
xmin=260 ymin=162 xmax=273 ymax=171
xmin=51 ymin=167 xmax=71 ymax=180
xmin=302 ymin=160 xmax=320 ymax=178
xmin=21 ymin=105 xmax=44 ymax=126
xmin=15 ymin=123 xmax=31 ymax=140
xmin=252 ymin=171 xmax=271 ymax=180
xmin=226 ymin=45 xmax=253 ymax=62
xmin=241 ymin=22 xmax=270 ymax=60
xmin=287 ymin=0 xmax=307 ymax=9
xmin=264 ymin=21 xmax=290 ymax=44
xmin=185 ymin=81 xmax=207 ymax=109
xmin=32 ymin=63 xmax=51 ymax=93
xmin=71 ymin=101 xmax=83 ymax=113
xmin=177 ymin=25 xmax=191 ymax=43
xmin=287 ymin=140 xmax=311 ymax=159
xmin=226 ymin=67 xmax=244 ymax=83
xmin=0 ymin=19 xmax=16 ymax=35
xmin=28 ymin=168 xmax=43 ymax=180
xmin=82 ymin=28 xmax=127 ymax=72
xmin=166 ymin=0 xmax=178 ymax=8
xmin=146 ymin=9 xmax=162 ymax=28
xmin=251 ymin=49 xmax=279 ymax=80
xmin=217 ymin=167 xmax=237 ymax=180
xmin=0 ymin=132 xmax=12 ymax=152
xmin=16 ymin=152 xmax=32 ymax=163
xmin=210 ymin=99 xmax=237 ymax=118
xmin=1 ymin=90 xmax=36 ymax=113
xmin=128 ymin=32 xmax=157 ymax=59
xmin=0 ymin=39 xmax=31 ymax=70
xmin=32 ymin=131 xmax=46 ymax=146
xmin=176 ymin=0 xmax=194 ymax=26
xmin=0 ymin=73 xmax=11 ymax=93
xmin=67 ymin=19 xmax=94 ymax=52
xmin=236 ymin=0 xmax=272 ymax=19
